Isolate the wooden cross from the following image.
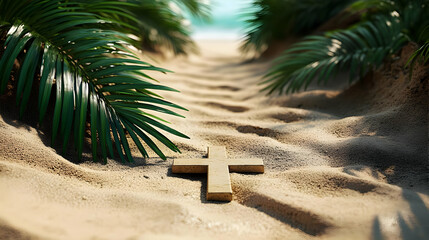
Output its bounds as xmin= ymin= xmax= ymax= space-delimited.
xmin=171 ymin=146 xmax=264 ymax=201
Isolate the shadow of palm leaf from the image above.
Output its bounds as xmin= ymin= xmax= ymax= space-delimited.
xmin=372 ymin=190 xmax=429 ymax=240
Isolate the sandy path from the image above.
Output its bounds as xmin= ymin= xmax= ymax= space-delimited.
xmin=0 ymin=40 xmax=428 ymax=240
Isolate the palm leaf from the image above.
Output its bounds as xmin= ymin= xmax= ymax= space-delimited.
xmin=408 ymin=41 xmax=429 ymax=64
xmin=241 ymin=0 xmax=355 ymax=53
xmin=0 ymin=0 xmax=189 ymax=163
xmin=407 ymin=25 xmax=429 ymax=66
xmin=263 ymin=16 xmax=407 ymax=94
xmin=80 ymin=0 xmax=210 ymax=55
xmin=351 ymin=0 xmax=429 ymax=41
xmin=128 ymin=0 xmax=197 ymax=55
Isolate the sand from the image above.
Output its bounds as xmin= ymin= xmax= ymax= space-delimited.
xmin=0 ymin=40 xmax=428 ymax=240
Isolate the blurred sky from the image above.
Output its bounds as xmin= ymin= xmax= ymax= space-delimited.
xmin=190 ymin=0 xmax=254 ymax=40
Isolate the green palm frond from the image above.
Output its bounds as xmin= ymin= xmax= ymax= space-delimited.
xmin=241 ymin=0 xmax=355 ymax=53
xmin=408 ymin=25 xmax=429 ymax=65
xmin=0 ymin=0 xmax=189 ymax=163
xmin=171 ymin=0 xmax=211 ymax=19
xmin=131 ymin=0 xmax=197 ymax=55
xmin=81 ymin=0 xmax=210 ymax=55
xmin=351 ymin=0 xmax=429 ymax=41
xmin=263 ymin=16 xmax=407 ymax=94
xmin=409 ymin=41 xmax=429 ymax=64
xmin=351 ymin=0 xmax=409 ymax=12
xmin=131 ymin=0 xmax=210 ymax=55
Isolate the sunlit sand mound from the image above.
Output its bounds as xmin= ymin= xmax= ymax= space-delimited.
xmin=0 ymin=40 xmax=428 ymax=240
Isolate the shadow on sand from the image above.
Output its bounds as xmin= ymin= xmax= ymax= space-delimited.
xmin=372 ymin=190 xmax=429 ymax=240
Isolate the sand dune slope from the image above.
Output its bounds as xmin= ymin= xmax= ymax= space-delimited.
xmin=0 ymin=41 xmax=428 ymax=240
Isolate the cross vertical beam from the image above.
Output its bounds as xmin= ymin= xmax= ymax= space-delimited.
xmin=207 ymin=163 xmax=232 ymax=201
xmin=208 ymin=146 xmax=227 ymax=158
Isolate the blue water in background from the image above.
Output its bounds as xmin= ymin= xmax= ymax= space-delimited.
xmin=190 ymin=0 xmax=255 ymax=40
